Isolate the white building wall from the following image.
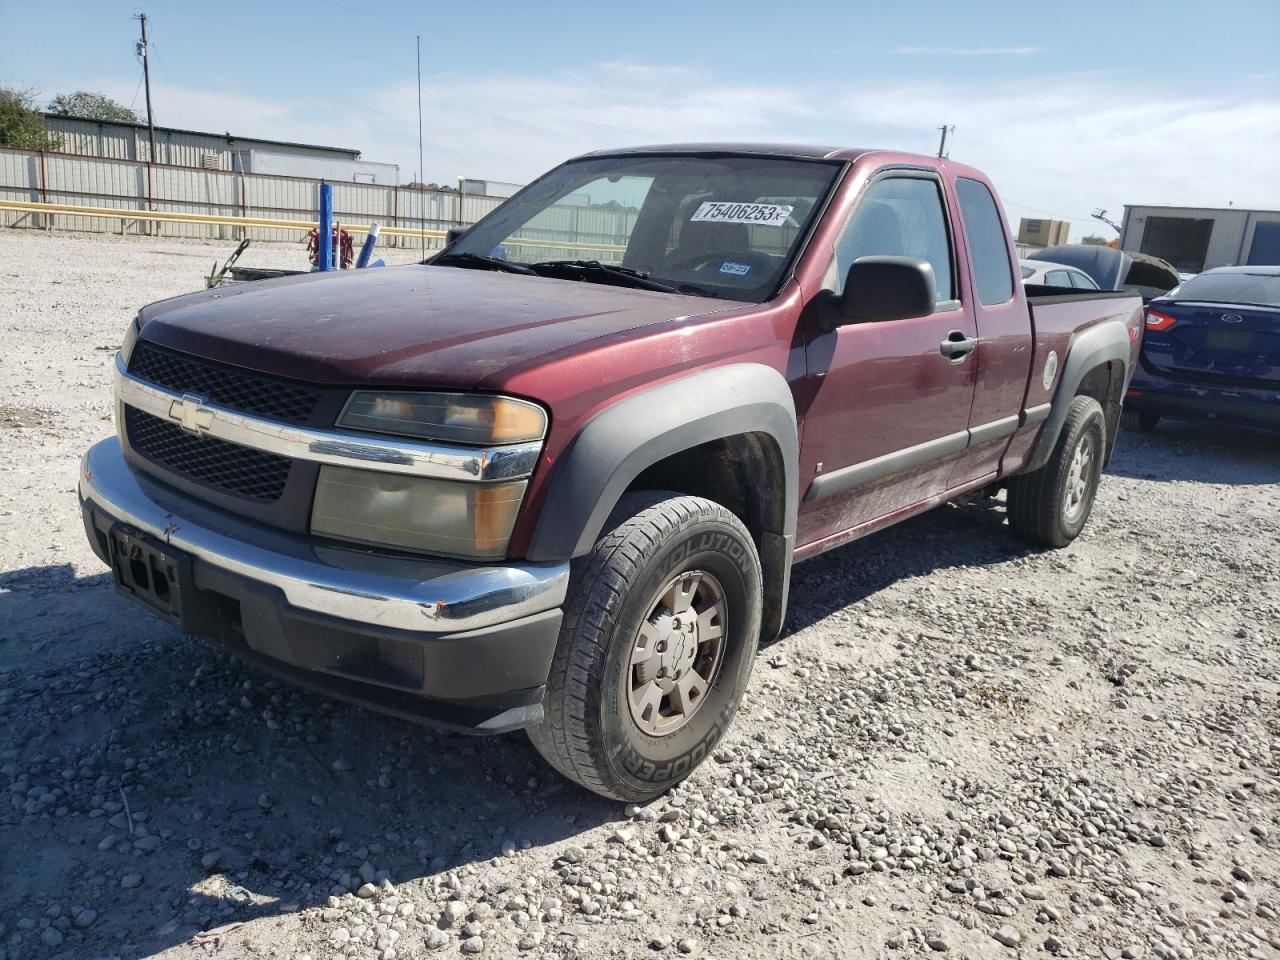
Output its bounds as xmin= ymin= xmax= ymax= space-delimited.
xmin=1122 ymin=204 xmax=1280 ymax=270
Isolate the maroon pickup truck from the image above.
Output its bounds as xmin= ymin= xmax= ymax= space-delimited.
xmin=80 ymin=144 xmax=1143 ymax=801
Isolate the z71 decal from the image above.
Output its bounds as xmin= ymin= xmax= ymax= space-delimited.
xmin=690 ymin=201 xmax=793 ymax=227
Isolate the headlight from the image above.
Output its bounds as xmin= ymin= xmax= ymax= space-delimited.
xmin=311 ymin=466 xmax=526 ymax=560
xmin=121 ymin=315 xmax=141 ymax=365
xmin=339 ymin=391 xmax=547 ymax=445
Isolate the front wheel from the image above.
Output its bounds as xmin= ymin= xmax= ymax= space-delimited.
xmin=1007 ymin=395 xmax=1106 ymax=548
xmin=527 ymin=492 xmax=762 ymax=802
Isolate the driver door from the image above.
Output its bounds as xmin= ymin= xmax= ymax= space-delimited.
xmin=796 ymin=170 xmax=981 ymax=549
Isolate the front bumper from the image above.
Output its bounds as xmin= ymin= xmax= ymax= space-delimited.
xmin=79 ymin=437 xmax=569 ymax=732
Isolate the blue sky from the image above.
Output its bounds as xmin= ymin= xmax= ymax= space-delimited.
xmin=3 ymin=0 xmax=1278 ymax=238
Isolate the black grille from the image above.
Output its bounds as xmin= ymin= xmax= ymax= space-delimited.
xmin=129 ymin=341 xmax=321 ymax=424
xmin=125 ymin=406 xmax=291 ymax=501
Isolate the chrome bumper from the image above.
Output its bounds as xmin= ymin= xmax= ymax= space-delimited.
xmin=79 ymin=437 xmax=569 ymax=633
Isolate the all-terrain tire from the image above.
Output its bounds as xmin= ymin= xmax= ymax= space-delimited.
xmin=527 ymin=492 xmax=762 ymax=802
xmin=1120 ymin=410 xmax=1159 ymax=432
xmin=1007 ymin=395 xmax=1106 ymax=548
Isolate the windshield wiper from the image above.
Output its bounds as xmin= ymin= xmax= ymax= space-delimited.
xmin=432 ymin=252 xmax=536 ymax=275
xmin=530 ymin=260 xmax=679 ymax=294
xmin=674 ymin=282 xmax=720 ymax=299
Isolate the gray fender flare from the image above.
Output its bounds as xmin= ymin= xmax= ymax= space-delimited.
xmin=1026 ymin=319 xmax=1131 ymax=472
xmin=525 ymin=362 xmax=799 ymax=563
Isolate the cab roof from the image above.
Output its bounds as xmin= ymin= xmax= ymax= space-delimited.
xmin=574 ymin=143 xmax=881 ymax=163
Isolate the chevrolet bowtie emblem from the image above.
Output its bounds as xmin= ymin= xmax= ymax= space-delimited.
xmin=168 ymin=394 xmax=215 ymax=434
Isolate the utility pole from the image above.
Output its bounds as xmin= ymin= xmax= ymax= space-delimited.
xmin=134 ymin=14 xmax=157 ymax=165
xmin=936 ymin=124 xmax=954 ymax=159
xmin=135 ymin=13 xmax=157 ymax=229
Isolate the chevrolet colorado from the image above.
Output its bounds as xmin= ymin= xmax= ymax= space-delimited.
xmin=80 ymin=145 xmax=1144 ymax=801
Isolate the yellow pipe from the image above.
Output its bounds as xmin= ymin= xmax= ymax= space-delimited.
xmin=0 ymin=199 xmax=445 ymax=239
xmin=0 ymin=199 xmax=625 ymax=251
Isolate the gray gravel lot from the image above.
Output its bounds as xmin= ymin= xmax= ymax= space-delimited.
xmin=1 ymin=232 xmax=1277 ymax=960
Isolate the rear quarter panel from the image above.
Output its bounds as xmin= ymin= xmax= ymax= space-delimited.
xmin=1002 ymin=292 xmax=1143 ymax=473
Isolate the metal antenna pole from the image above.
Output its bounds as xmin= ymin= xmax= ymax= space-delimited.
xmin=417 ymin=35 xmax=425 ymax=253
xmin=937 ymin=124 xmax=954 ymax=159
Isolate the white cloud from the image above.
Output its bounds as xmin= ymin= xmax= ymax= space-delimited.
xmin=368 ymin=62 xmax=818 ymax=182
xmin=834 ymin=76 xmax=1280 ymax=236
xmin=32 ymin=63 xmax=1280 ymax=242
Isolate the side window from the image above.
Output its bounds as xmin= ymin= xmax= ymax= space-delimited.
xmin=832 ymin=176 xmax=954 ymax=302
xmin=1045 ymin=270 xmax=1073 ymax=287
xmin=955 ymin=177 xmax=1014 ymax=305
xmin=1070 ymin=269 xmax=1100 ymax=290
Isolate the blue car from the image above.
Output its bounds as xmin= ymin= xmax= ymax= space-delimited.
xmin=1123 ymin=265 xmax=1280 ymax=435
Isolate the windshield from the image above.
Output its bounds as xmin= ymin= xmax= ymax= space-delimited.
xmin=1166 ymin=271 xmax=1280 ymax=307
xmin=444 ymin=154 xmax=842 ymax=302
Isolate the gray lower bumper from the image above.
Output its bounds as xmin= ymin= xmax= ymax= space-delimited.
xmin=78 ymin=437 xmax=570 ymax=731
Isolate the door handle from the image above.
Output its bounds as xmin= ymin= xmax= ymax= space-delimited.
xmin=940 ymin=331 xmax=979 ymax=361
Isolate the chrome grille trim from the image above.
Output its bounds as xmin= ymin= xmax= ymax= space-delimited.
xmin=113 ymin=353 xmax=542 ymax=483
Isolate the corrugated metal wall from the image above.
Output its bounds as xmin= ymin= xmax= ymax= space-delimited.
xmin=0 ymin=147 xmax=512 ymax=248
xmin=44 ymin=115 xmax=360 ymax=171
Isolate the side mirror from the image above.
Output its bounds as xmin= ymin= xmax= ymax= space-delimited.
xmin=817 ymin=256 xmax=938 ymax=330
xmin=445 ymin=226 xmax=468 ymax=246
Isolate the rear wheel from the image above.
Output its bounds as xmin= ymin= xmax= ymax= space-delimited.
xmin=1121 ymin=410 xmax=1159 ymax=432
xmin=1007 ymin=395 xmax=1106 ymax=548
xmin=527 ymin=492 xmax=762 ymax=801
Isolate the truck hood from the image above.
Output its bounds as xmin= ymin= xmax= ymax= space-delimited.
xmin=136 ymin=264 xmax=722 ymax=388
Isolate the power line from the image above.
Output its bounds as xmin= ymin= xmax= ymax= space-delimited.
xmin=1003 ymin=198 xmax=1097 ymax=222
xmin=126 ymin=74 xmax=144 ymax=115
xmin=139 ymin=0 xmax=386 ymax=69
xmin=147 ymin=38 xmax=186 ymax=129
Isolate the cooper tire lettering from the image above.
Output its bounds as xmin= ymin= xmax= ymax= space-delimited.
xmin=528 ymin=493 xmax=763 ymax=800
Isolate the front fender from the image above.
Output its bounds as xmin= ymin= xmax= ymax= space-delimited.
xmin=525 ymin=363 xmax=799 ymax=562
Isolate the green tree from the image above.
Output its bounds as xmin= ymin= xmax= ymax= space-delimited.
xmin=49 ymin=90 xmax=140 ymax=123
xmin=1081 ymin=235 xmax=1109 ymax=246
xmin=0 ymin=86 xmax=62 ymax=150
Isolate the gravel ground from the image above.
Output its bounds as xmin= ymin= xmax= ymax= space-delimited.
xmin=1 ymin=231 xmax=1277 ymax=960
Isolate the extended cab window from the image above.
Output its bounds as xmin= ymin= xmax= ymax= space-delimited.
xmin=830 ymin=176 xmax=954 ymax=302
xmin=956 ymin=178 xmax=1015 ymax=305
xmin=447 ymin=155 xmax=841 ymax=302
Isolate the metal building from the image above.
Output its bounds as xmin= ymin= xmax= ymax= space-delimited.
xmin=1120 ymin=204 xmax=1280 ymax=274
xmin=232 ymin=150 xmax=399 ymax=186
xmin=43 ymin=113 xmax=361 ymax=171
xmin=1017 ymin=217 xmax=1070 ymax=247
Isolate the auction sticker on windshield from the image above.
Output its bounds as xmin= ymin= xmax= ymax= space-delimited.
xmin=691 ymin=201 xmax=793 ymax=227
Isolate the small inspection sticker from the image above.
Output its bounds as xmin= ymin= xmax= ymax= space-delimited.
xmin=690 ymin=201 xmax=793 ymax=227
xmin=718 ymin=261 xmax=752 ymax=277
